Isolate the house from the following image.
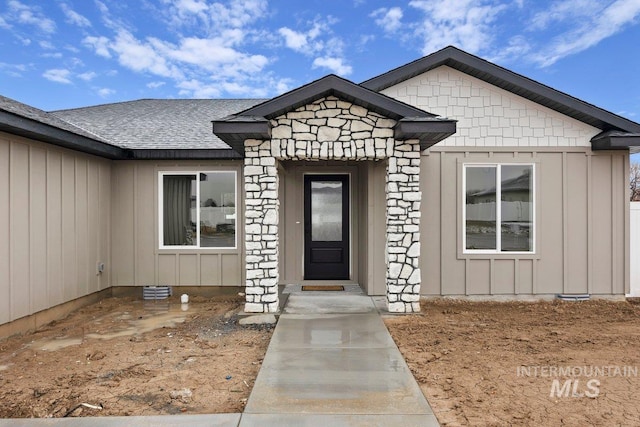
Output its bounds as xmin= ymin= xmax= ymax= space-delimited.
xmin=1 ymin=46 xmax=639 ymax=330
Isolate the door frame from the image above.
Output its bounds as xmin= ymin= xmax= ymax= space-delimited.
xmin=302 ymin=171 xmax=353 ymax=281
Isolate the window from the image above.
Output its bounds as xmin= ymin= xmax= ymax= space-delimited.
xmin=159 ymin=171 xmax=236 ymax=249
xmin=463 ymin=164 xmax=534 ymax=253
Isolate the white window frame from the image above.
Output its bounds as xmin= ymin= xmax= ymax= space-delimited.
xmin=158 ymin=171 xmax=237 ymax=250
xmin=462 ymin=163 xmax=535 ymax=254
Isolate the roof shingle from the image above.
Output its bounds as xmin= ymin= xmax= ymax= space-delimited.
xmin=53 ymin=98 xmax=265 ymax=150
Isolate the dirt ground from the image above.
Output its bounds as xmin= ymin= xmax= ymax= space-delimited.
xmin=0 ymin=294 xmax=274 ymax=418
xmin=385 ymin=299 xmax=640 ymax=426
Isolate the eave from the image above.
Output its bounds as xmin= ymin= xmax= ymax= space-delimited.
xmin=591 ymin=131 xmax=640 ymax=151
xmin=0 ymin=110 xmax=126 ymax=159
xmin=394 ymin=118 xmax=458 ymax=150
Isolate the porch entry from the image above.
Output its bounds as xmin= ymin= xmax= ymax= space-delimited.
xmin=303 ymin=174 xmax=350 ymax=280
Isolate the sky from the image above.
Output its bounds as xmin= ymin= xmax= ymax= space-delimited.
xmin=0 ymin=0 xmax=639 ymax=127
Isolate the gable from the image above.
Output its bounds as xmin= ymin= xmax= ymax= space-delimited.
xmin=269 ymin=95 xmax=398 ymax=160
xmin=213 ymin=74 xmax=456 ymax=154
xmin=381 ymin=65 xmax=600 ymax=148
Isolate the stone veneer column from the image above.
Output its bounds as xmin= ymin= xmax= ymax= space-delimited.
xmin=243 ymin=139 xmax=279 ymax=313
xmin=386 ymin=140 xmax=422 ymax=313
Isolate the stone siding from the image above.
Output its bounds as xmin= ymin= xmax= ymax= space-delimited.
xmin=270 ymin=97 xmax=397 ymax=161
xmin=243 ymin=96 xmax=422 ymax=313
xmin=243 ymin=139 xmax=279 ymax=313
xmin=386 ymin=140 xmax=422 ymax=313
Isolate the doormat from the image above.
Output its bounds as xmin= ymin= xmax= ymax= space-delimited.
xmin=302 ymin=285 xmax=345 ymax=291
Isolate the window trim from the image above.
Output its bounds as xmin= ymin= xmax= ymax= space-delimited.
xmin=158 ymin=170 xmax=237 ymax=250
xmin=462 ymin=163 xmax=536 ymax=255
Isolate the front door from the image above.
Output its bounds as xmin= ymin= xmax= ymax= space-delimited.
xmin=304 ymin=174 xmax=350 ymax=280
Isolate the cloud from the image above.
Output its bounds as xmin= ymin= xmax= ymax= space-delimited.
xmin=82 ymin=0 xmax=357 ymax=98
xmin=312 ymin=56 xmax=353 ymax=75
xmin=78 ymin=71 xmax=98 ymax=81
xmin=6 ymin=0 xmax=56 ymax=33
xmin=39 ymin=40 xmax=55 ymax=50
xmin=178 ymin=74 xmax=292 ymax=98
xmin=83 ymin=36 xmax=112 ymax=58
xmin=370 ymin=7 xmax=404 ymax=33
xmin=407 ymin=0 xmax=508 ymax=55
xmin=530 ymin=0 xmax=640 ymax=66
xmin=60 ymin=3 xmax=92 ymax=27
xmin=529 ymin=0 xmax=600 ymax=30
xmin=147 ymin=81 xmax=166 ymax=89
xmin=81 ymin=0 xmax=281 ymax=99
xmin=43 ymin=69 xmax=72 ymax=84
xmin=278 ymin=20 xmax=329 ymax=54
xmin=0 ymin=15 xmax=10 ymax=29
xmin=95 ymin=0 xmax=109 ymax=15
xmin=111 ymin=30 xmax=184 ymax=79
xmin=174 ymin=0 xmax=208 ymax=15
xmin=489 ymin=35 xmax=532 ymax=63
xmin=0 ymin=62 xmax=27 ymax=77
xmin=97 ymin=87 xmax=115 ymax=97
xmin=279 ymin=27 xmax=308 ymax=51
xmin=156 ymin=36 xmax=268 ymax=77
xmin=208 ymin=0 xmax=268 ymax=28
xmin=177 ymin=79 xmax=222 ymax=98
xmin=82 ymin=26 xmax=276 ymax=97
xmin=277 ymin=17 xmax=352 ymax=78
xmin=164 ymin=0 xmax=268 ymax=33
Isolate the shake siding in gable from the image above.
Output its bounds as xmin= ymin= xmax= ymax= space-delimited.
xmin=381 ymin=65 xmax=600 ymax=147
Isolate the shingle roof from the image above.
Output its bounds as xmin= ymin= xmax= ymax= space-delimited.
xmin=0 ymin=95 xmax=111 ymax=143
xmin=0 ymin=95 xmax=126 ymax=158
xmin=53 ymin=99 xmax=266 ymax=150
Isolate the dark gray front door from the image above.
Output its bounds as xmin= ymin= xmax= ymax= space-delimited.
xmin=304 ymin=174 xmax=350 ymax=280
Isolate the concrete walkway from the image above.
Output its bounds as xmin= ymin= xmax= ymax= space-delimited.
xmin=0 ymin=293 xmax=439 ymax=427
xmin=240 ymin=293 xmax=440 ymax=426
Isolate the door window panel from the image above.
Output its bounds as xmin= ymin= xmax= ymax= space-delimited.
xmin=311 ymin=181 xmax=343 ymax=242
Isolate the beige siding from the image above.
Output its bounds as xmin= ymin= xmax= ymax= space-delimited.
xmin=421 ymin=147 xmax=629 ymax=296
xmin=0 ymin=132 xmax=112 ymax=323
xmin=365 ymin=161 xmax=387 ymax=295
xmin=110 ymin=160 xmax=243 ymax=286
xmin=381 ymin=65 xmax=600 ymax=148
xmin=0 ymin=138 xmax=8 ymax=324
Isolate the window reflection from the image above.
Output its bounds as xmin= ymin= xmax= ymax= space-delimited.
xmin=161 ymin=172 xmax=236 ymax=248
xmin=465 ymin=167 xmax=497 ymax=250
xmin=199 ymin=172 xmax=236 ymax=248
xmin=501 ymin=165 xmax=532 ymax=251
xmin=311 ymin=181 xmax=342 ymax=242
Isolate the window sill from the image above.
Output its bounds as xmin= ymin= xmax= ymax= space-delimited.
xmin=157 ymin=247 xmax=239 ymax=253
xmin=458 ymin=251 xmax=540 ymax=260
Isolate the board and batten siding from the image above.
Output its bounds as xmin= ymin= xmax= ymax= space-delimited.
xmin=381 ymin=64 xmax=628 ymax=296
xmin=0 ymin=132 xmax=111 ymax=325
xmin=110 ymin=160 xmax=244 ymax=287
xmin=630 ymin=202 xmax=640 ymax=297
xmin=420 ymin=148 xmax=629 ymax=296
